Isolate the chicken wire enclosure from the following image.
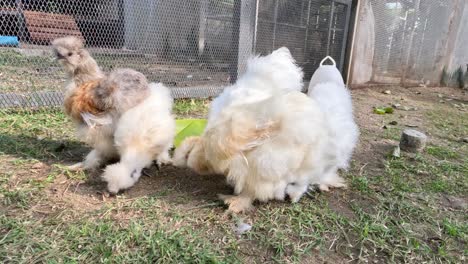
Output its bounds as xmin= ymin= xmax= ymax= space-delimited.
xmin=0 ymin=0 xmax=353 ymax=108
xmin=255 ymin=0 xmax=351 ymax=79
xmin=349 ymin=0 xmax=468 ymax=88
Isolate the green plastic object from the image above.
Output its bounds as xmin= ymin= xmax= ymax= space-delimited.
xmin=174 ymin=119 xmax=207 ymax=147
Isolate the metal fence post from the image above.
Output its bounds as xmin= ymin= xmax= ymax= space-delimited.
xmin=230 ymin=0 xmax=258 ymax=83
xmin=15 ymin=0 xmax=27 ymax=43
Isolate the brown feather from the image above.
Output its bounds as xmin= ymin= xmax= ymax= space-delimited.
xmin=64 ymin=80 xmax=105 ymax=122
xmin=206 ymin=119 xmax=281 ymax=160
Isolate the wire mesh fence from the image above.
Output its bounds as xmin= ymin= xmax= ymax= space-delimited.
xmin=348 ymin=0 xmax=468 ymax=88
xmin=0 ymin=0 xmax=352 ymax=108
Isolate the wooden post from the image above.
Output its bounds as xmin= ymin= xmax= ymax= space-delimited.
xmin=230 ymin=0 xmax=258 ymax=83
xmin=401 ymin=0 xmax=420 ymax=85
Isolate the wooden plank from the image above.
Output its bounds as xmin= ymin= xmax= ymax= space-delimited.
xmin=26 ymin=25 xmax=83 ymax=35
xmin=24 ymin=16 xmax=78 ymax=29
xmin=23 ymin=10 xmax=83 ymax=43
xmin=29 ymin=32 xmax=79 ymax=42
xmin=24 ymin=20 xmax=78 ymax=30
xmin=24 ymin=11 xmax=75 ymax=21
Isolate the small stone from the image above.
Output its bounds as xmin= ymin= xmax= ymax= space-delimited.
xmin=392 ymin=146 xmax=401 ymax=158
xmin=32 ymin=162 xmax=46 ymax=169
xmin=233 ymin=220 xmax=252 ymax=235
xmin=383 ymin=90 xmax=391 ymax=95
xmin=462 ymin=137 xmax=468 ymax=143
xmin=401 ymin=106 xmax=418 ymax=111
xmin=392 ymin=103 xmax=401 ymax=108
xmin=389 ymin=121 xmax=398 ymax=125
xmin=437 ymin=94 xmax=443 ymax=98
xmin=400 ymin=129 xmax=428 ymax=153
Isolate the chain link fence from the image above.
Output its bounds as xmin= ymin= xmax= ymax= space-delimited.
xmin=348 ymin=0 xmax=468 ymax=89
xmin=0 ymin=0 xmax=352 ymax=108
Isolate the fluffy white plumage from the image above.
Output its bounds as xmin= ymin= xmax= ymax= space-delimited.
xmin=307 ymin=56 xmax=359 ymax=170
xmin=207 ymin=47 xmax=303 ymax=125
xmin=174 ymin=48 xmax=346 ymax=212
xmin=102 ymin=83 xmax=175 ymax=193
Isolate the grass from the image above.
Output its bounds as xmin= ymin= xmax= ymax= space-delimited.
xmin=0 ymin=49 xmax=65 ymax=93
xmin=173 ymin=99 xmax=210 ymax=118
xmin=0 ymin=209 xmax=238 ymax=263
xmin=1 ymin=84 xmax=468 ymax=261
xmin=0 ymin=48 xmax=230 ymax=93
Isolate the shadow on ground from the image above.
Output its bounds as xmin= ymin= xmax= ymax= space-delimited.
xmin=0 ymin=132 xmax=231 ymax=207
xmin=0 ymin=132 xmax=87 ymax=163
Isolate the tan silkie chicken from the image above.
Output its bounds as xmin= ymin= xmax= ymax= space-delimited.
xmin=52 ymin=36 xmax=150 ymax=170
xmin=173 ymin=48 xmax=344 ymax=213
xmin=102 ymin=83 xmax=175 ymax=193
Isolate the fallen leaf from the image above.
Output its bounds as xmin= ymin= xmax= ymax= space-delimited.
xmin=373 ymin=108 xmax=386 ymax=115
xmin=392 ymin=146 xmax=401 ymax=158
xmin=384 ymin=107 xmax=394 ymax=113
xmin=373 ymin=107 xmax=394 ymax=114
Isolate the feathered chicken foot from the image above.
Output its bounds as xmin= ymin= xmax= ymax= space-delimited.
xmin=218 ymin=194 xmax=253 ymax=213
xmin=156 ymin=150 xmax=172 ymax=167
xmin=318 ymin=182 xmax=347 ymax=192
xmin=66 ymin=162 xmax=84 ymax=171
xmin=67 ymin=149 xmax=105 ymax=171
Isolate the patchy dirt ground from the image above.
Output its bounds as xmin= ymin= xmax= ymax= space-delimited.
xmin=0 ymin=87 xmax=467 ymax=263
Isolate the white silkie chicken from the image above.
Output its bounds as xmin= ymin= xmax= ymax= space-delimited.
xmin=307 ymin=56 xmax=359 ymax=189
xmin=206 ymin=47 xmax=304 ymax=125
xmin=173 ymin=48 xmax=344 ymax=212
xmin=102 ymin=83 xmax=175 ymax=193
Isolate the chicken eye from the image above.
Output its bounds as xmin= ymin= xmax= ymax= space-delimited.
xmin=67 ymin=52 xmax=73 ymax=57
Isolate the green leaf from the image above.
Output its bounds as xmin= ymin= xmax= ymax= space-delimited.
xmin=373 ymin=106 xmax=394 ymax=114
xmin=174 ymin=119 xmax=207 ymax=147
xmin=384 ymin=107 xmax=394 ymax=114
xmin=373 ymin=108 xmax=386 ymax=115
